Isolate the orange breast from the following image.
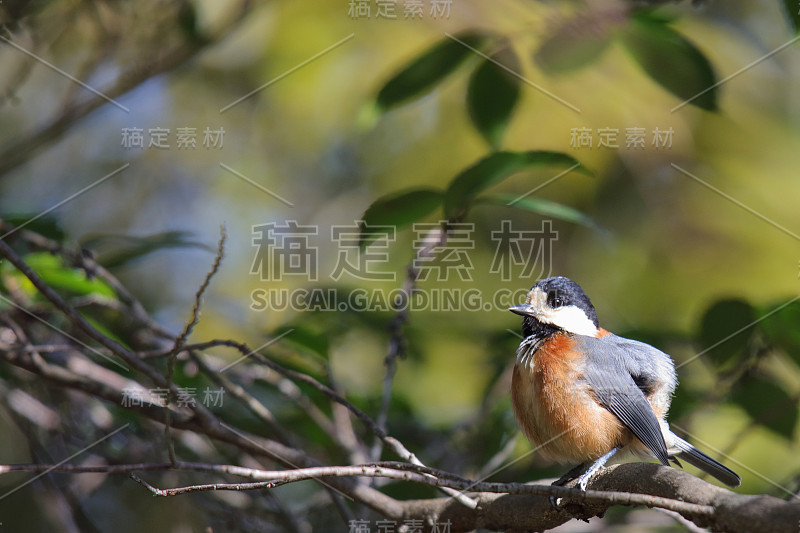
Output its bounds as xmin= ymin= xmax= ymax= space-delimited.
xmin=512 ymin=333 xmax=629 ymax=463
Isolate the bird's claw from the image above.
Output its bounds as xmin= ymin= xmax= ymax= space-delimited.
xmin=549 ymin=466 xmax=598 ymax=510
xmin=549 ymin=495 xmax=565 ymax=510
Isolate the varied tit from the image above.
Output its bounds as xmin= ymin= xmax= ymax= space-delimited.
xmin=509 ymin=276 xmax=741 ymax=500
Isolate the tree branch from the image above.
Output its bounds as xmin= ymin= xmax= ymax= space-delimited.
xmin=2 ymin=229 xmax=796 ymax=532
xmin=0 ymin=0 xmax=253 ymax=181
xmin=164 ymin=225 xmax=226 ymax=464
xmin=3 ymin=458 xmax=795 ymax=532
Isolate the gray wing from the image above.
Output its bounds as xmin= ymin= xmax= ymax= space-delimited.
xmin=577 ymin=334 xmax=676 ymax=466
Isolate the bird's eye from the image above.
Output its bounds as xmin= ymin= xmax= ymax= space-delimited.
xmin=551 ymin=297 xmax=563 ymax=308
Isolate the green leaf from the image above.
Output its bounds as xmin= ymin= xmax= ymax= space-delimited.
xmin=178 ymin=1 xmax=208 ymax=44
xmin=444 ymin=151 xmax=589 ymax=221
xmin=467 ymin=45 xmax=521 ymax=149
xmin=80 ymin=231 xmax=212 ymax=269
xmin=478 ymin=193 xmax=597 ymax=228
xmin=375 ymin=32 xmax=488 ymax=112
xmin=359 ymin=188 xmax=443 ymax=247
xmin=0 ymin=213 xmax=65 ymax=242
xmin=758 ymin=299 xmax=800 ymax=366
xmin=273 ymin=324 xmax=329 ymax=360
xmin=781 ymin=0 xmax=800 ymax=34
xmin=698 ymin=298 xmax=756 ymax=368
xmin=620 ymin=13 xmax=718 ymax=111
xmin=20 ymin=252 xmax=115 ymax=298
xmin=534 ymin=12 xmax=617 ymax=74
xmin=731 ymin=375 xmax=798 ymax=439
xmin=84 ymin=315 xmax=127 ymax=349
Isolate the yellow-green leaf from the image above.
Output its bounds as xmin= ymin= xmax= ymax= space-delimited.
xmin=444 ymin=151 xmax=589 ymax=221
xmin=359 ymin=189 xmax=443 ymax=248
xmin=535 ymin=11 xmax=618 ymax=74
xmin=467 ymin=45 xmax=521 ymax=149
xmin=375 ymin=32 xmax=488 ymax=112
xmin=620 ymin=13 xmax=718 ymax=111
xmin=479 ymin=193 xmax=597 ymax=228
xmin=20 ymin=252 xmax=115 ymax=299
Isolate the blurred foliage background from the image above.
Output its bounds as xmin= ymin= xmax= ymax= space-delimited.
xmin=1 ymin=0 xmax=800 ymax=531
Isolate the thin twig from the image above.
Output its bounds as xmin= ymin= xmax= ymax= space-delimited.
xmin=170 ymin=337 xmax=477 ymax=508
xmin=2 ymin=459 xmax=715 ymax=517
xmin=372 ymin=226 xmax=447 ymax=461
xmin=172 ymin=226 xmax=226 ymax=351
xmin=0 ymin=0 xmax=254 ymax=182
xmin=0 ymin=236 xmax=217 ymax=427
xmin=366 ymin=225 xmax=475 ymax=505
xmin=164 ymin=226 xmax=226 ymax=464
xmin=1 ymin=221 xmax=174 ymax=342
xmin=121 ymin=462 xmax=714 ymax=518
xmin=187 ymin=349 xmax=295 ymax=447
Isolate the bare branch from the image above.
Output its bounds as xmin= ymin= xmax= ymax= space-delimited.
xmin=187 ymin=350 xmax=295 ymax=447
xmin=0 ymin=1 xmax=254 ymax=181
xmin=11 ymin=457 xmax=794 ymax=532
xmin=3 ymin=227 xmax=796 ymax=532
xmin=172 ymin=225 xmax=226 ymax=351
xmin=164 ymin=225 xmax=226 ymax=464
xmin=9 ymin=225 xmax=174 ymax=342
xmin=0 ymin=459 xmax=714 ymax=514
xmin=373 ymin=225 xmax=446 ymax=460
xmin=172 ymin=336 xmax=477 ymax=508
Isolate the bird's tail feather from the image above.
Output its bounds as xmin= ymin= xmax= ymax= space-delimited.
xmin=671 ymin=435 xmax=741 ymax=487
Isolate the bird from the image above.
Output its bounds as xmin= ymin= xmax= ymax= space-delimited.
xmin=508 ymin=276 xmax=741 ymax=502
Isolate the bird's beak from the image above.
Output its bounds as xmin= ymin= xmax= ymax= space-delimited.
xmin=509 ymin=304 xmax=537 ymax=317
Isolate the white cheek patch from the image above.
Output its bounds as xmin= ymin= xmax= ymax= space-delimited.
xmin=525 ymin=288 xmax=598 ymax=337
xmin=542 ymin=306 xmax=599 ymax=336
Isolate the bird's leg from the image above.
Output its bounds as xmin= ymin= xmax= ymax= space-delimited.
xmin=575 ymin=447 xmax=619 ymax=491
xmin=549 ymin=447 xmax=619 ymax=509
xmin=550 ymin=463 xmax=590 ymax=511
xmin=552 ymin=462 xmax=591 ymax=487
xmin=549 ymin=462 xmax=588 ymax=509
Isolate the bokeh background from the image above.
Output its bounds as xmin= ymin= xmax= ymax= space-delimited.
xmin=1 ymin=0 xmax=799 ymax=531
